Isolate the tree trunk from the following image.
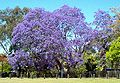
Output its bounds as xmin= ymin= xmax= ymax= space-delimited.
xmin=55 ymin=58 xmax=64 ymax=78
xmin=1 ymin=61 xmax=3 ymax=73
xmin=60 ymin=68 xmax=64 ymax=78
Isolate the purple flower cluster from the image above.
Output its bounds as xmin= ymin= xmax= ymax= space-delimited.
xmin=93 ymin=10 xmax=114 ymax=29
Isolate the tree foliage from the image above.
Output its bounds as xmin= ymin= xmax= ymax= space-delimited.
xmin=106 ymin=37 xmax=120 ymax=68
xmin=0 ymin=6 xmax=29 ymax=54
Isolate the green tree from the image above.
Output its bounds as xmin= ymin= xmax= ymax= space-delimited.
xmin=110 ymin=7 xmax=120 ymax=39
xmin=0 ymin=62 xmax=11 ymax=73
xmin=0 ymin=6 xmax=29 ymax=54
xmin=106 ymin=37 xmax=120 ymax=68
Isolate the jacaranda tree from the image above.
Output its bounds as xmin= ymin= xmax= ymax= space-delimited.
xmin=8 ymin=5 xmax=116 ymax=77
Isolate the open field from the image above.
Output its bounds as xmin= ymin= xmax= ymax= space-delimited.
xmin=0 ymin=78 xmax=120 ymax=83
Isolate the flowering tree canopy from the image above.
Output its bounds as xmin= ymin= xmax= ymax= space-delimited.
xmin=8 ymin=5 xmax=116 ymax=75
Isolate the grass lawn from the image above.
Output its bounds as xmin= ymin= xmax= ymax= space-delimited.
xmin=0 ymin=78 xmax=120 ymax=83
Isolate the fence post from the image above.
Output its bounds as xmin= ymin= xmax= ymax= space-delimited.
xmin=67 ymin=74 xmax=69 ymax=78
xmin=106 ymin=73 xmax=108 ymax=79
xmin=80 ymin=74 xmax=82 ymax=79
xmin=44 ymin=74 xmax=45 ymax=79
xmin=56 ymin=74 xmax=58 ymax=79
xmin=116 ymin=73 xmax=119 ymax=79
xmin=93 ymin=74 xmax=95 ymax=78
xmin=9 ymin=73 xmax=12 ymax=79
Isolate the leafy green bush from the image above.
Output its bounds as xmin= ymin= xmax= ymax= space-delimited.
xmin=106 ymin=37 xmax=120 ymax=68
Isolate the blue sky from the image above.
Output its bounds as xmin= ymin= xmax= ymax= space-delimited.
xmin=0 ymin=0 xmax=120 ymax=22
xmin=0 ymin=0 xmax=120 ymax=53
